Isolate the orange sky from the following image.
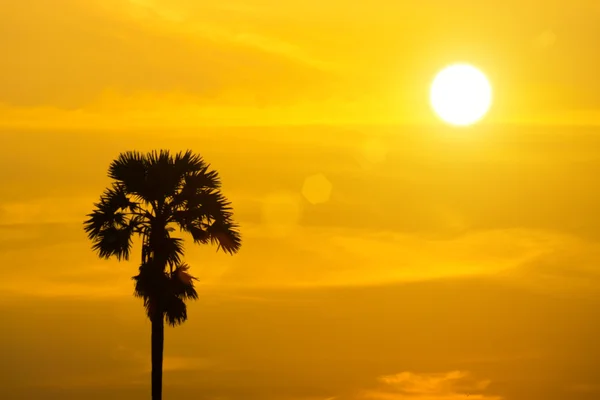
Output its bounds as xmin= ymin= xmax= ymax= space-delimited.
xmin=1 ymin=1 xmax=600 ymax=400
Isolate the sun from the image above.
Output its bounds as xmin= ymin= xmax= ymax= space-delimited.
xmin=430 ymin=63 xmax=493 ymax=126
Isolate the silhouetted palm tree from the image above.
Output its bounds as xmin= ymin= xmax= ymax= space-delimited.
xmin=83 ymin=150 xmax=241 ymax=400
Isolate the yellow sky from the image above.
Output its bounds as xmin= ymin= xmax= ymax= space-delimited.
xmin=1 ymin=1 xmax=600 ymax=400
xmin=2 ymin=0 xmax=600 ymax=127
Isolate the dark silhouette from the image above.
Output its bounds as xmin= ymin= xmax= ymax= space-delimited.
xmin=83 ymin=150 xmax=241 ymax=400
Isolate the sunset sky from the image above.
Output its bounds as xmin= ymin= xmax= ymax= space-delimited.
xmin=1 ymin=1 xmax=600 ymax=399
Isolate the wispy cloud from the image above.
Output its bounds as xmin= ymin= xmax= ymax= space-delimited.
xmin=0 ymin=0 xmax=337 ymax=111
xmin=360 ymin=371 xmax=501 ymax=400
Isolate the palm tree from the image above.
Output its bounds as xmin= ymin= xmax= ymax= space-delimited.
xmin=83 ymin=150 xmax=241 ymax=400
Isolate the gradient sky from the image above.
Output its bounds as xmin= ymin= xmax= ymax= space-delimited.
xmin=1 ymin=1 xmax=600 ymax=399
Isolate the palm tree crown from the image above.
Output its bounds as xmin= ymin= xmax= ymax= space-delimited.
xmin=83 ymin=149 xmax=241 ymax=324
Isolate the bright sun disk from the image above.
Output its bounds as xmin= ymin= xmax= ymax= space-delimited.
xmin=430 ymin=63 xmax=493 ymax=126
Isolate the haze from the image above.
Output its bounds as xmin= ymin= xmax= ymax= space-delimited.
xmin=1 ymin=1 xmax=600 ymax=399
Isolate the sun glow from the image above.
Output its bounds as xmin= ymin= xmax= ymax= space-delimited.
xmin=430 ymin=63 xmax=493 ymax=126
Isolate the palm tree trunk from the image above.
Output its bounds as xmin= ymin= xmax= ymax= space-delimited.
xmin=151 ymin=305 xmax=164 ymax=400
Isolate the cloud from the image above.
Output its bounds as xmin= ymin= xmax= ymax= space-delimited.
xmin=3 ymin=0 xmax=600 ymax=128
xmin=0 ymin=0 xmax=337 ymax=109
xmin=2 ymin=274 xmax=600 ymax=400
xmin=5 ymin=126 xmax=600 ymax=298
xmin=498 ymin=236 xmax=600 ymax=297
xmin=360 ymin=371 xmax=501 ymax=400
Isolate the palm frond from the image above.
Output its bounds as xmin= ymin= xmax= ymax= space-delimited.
xmin=91 ymin=225 xmax=134 ymax=260
xmin=140 ymin=227 xmax=185 ymax=269
xmin=197 ymin=189 xmax=233 ymax=217
xmin=144 ymin=150 xmax=181 ymax=203
xmin=133 ymin=261 xmax=198 ymax=326
xmin=107 ymin=151 xmax=149 ymax=196
xmin=173 ymin=150 xmax=208 ymax=177
xmin=207 ymin=220 xmax=242 ymax=255
xmin=133 ymin=262 xmax=168 ymax=298
xmin=164 ymin=295 xmax=188 ymax=326
xmin=169 ymin=173 xmax=222 ymax=214
xmin=171 ymin=189 xmax=233 ymax=225
xmin=184 ymin=167 xmax=222 ymax=191
xmin=84 ymin=184 xmax=136 ymax=237
xmin=169 ymin=186 xmax=240 ymax=254
xmin=84 ymin=183 xmax=139 ymax=260
xmin=184 ymin=225 xmax=211 ymax=245
xmin=170 ymin=263 xmax=199 ymax=300
xmin=164 ymin=236 xmax=185 ymax=267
